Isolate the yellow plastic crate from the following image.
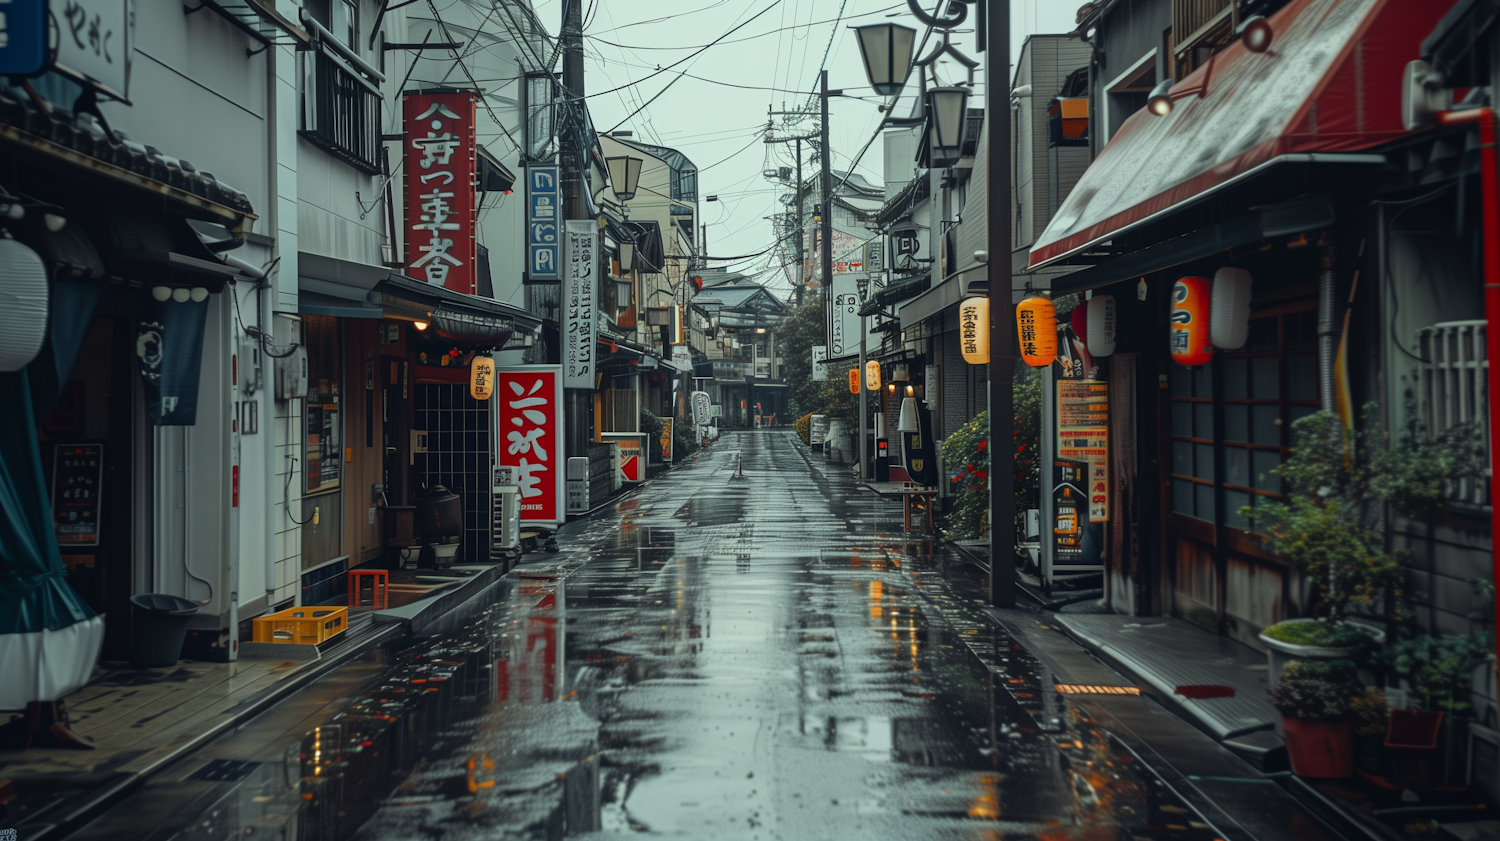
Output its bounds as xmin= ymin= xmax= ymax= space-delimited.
xmin=252 ymin=606 xmax=348 ymax=645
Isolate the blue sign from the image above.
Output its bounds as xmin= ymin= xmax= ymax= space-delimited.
xmin=0 ymin=0 xmax=47 ymax=76
xmin=527 ymin=165 xmax=560 ymax=281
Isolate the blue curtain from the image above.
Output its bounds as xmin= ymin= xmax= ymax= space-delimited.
xmin=0 ymin=366 xmax=95 ymax=635
xmin=30 ymin=278 xmax=102 ymax=424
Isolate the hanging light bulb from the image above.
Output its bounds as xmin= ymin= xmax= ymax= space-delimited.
xmin=152 ymin=286 xmax=172 ymax=302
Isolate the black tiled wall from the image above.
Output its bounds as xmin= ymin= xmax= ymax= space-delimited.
xmin=413 ymin=384 xmax=492 ymax=564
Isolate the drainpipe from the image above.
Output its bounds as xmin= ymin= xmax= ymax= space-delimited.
xmin=1438 ymin=107 xmax=1500 ymax=665
xmin=1317 ymin=242 xmax=1338 ymax=412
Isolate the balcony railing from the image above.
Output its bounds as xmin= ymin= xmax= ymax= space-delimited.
xmin=299 ymin=47 xmax=381 ymax=175
xmin=1173 ymin=0 xmax=1235 ymax=56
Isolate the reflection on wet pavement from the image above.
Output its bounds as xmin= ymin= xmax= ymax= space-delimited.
xmin=75 ymin=432 xmax=1228 ymax=841
xmin=349 ymin=432 xmax=1223 ymax=840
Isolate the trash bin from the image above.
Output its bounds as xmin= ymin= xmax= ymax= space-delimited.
xmin=129 ymin=593 xmax=200 ymax=667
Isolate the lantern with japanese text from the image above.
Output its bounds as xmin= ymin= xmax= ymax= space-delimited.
xmin=1170 ymin=277 xmax=1214 ymax=365
xmin=1016 ymin=296 xmax=1058 ymax=367
xmin=1211 ymin=268 xmax=1252 ymax=350
xmin=470 ymin=356 xmax=494 ymax=400
xmin=959 ymin=296 xmax=988 ymax=364
xmin=865 ymin=360 xmax=882 ymax=391
xmin=1085 ymin=294 xmax=1117 ymax=357
xmin=848 ymin=368 xmax=861 ymax=394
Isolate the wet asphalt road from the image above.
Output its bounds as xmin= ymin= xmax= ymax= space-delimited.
xmin=66 ymin=430 xmax=1231 ymax=841
xmin=355 ymin=430 xmax=1225 ymax=841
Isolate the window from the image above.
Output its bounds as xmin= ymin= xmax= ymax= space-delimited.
xmin=298 ymin=46 xmax=382 ymax=173
xmin=332 ymin=0 xmax=357 ymax=47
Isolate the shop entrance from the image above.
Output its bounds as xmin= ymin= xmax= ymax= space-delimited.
xmin=39 ymin=314 xmax=140 ymax=660
xmin=1163 ymin=284 xmax=1320 ymax=648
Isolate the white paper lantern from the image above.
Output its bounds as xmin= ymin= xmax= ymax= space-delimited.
xmin=1085 ymin=294 xmax=1117 ymax=357
xmin=1211 ymin=267 xmax=1253 ymax=349
xmin=0 ymin=237 xmax=49 ymax=372
xmin=171 ymin=287 xmax=191 ymax=303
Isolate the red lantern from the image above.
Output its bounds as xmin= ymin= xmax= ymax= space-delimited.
xmin=1170 ymin=276 xmax=1213 ymax=365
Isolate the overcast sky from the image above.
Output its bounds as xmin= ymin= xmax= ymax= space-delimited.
xmin=530 ymin=0 xmax=1081 ymax=296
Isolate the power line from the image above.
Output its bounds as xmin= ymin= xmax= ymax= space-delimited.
xmin=586 ymin=3 xmax=900 ymax=51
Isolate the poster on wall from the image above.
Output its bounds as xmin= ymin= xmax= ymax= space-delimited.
xmin=563 ymin=220 xmax=597 ymax=389
xmin=51 ymin=443 xmax=103 ymax=547
xmin=404 ymin=92 xmax=478 ymax=294
xmin=1057 ymin=379 xmax=1108 ymax=521
xmin=495 ymin=366 xmax=565 ymax=527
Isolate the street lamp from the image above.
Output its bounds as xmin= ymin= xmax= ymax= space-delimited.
xmin=926 ymin=86 xmax=971 ymax=167
xmin=852 ymin=23 xmax=918 ymax=96
xmin=607 ymin=155 xmax=643 ymax=202
xmin=619 ymin=239 xmax=636 ymax=273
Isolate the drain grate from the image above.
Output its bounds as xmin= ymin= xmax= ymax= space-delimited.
xmin=1053 ymin=684 xmax=1142 ymax=696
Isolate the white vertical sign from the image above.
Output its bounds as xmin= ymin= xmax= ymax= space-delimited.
xmin=811 ymin=345 xmax=828 ymax=381
xmin=563 ymin=220 xmax=597 ymax=389
xmin=827 ymin=272 xmax=865 ymax=357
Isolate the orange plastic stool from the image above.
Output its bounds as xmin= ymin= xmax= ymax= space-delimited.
xmin=348 ymin=569 xmax=389 ymax=610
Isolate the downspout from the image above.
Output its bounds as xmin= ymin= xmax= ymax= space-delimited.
xmin=1439 ymin=107 xmax=1500 ymax=664
xmin=1318 ymin=242 xmax=1338 ymax=411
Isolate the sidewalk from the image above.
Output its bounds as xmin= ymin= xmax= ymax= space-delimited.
xmin=0 ymin=559 xmax=508 ymax=841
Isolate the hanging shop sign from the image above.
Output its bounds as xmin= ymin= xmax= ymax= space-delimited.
xmin=811 ymin=345 xmax=828 ymax=381
xmin=137 ymin=297 xmax=210 ymax=425
xmin=959 ymin=296 xmax=987 ymax=364
xmin=1057 ymin=379 xmax=1109 ymax=523
xmin=563 ymin=219 xmax=597 ymax=389
xmin=51 ymin=0 xmax=132 ymax=101
xmin=1211 ymin=268 xmax=1253 ymax=349
xmin=1016 ymin=296 xmax=1058 ymax=367
xmin=527 ymin=165 xmax=560 ymax=281
xmin=51 ymin=443 xmax=103 ymax=547
xmin=405 ymin=92 xmax=479 ymax=294
xmin=1169 ymin=276 xmax=1214 ymax=365
xmin=1085 ymin=294 xmax=1117 ymax=357
xmin=692 ymin=391 xmax=712 ymax=426
xmin=0 ymin=0 xmax=46 ymax=76
xmin=470 ymin=356 xmax=494 ymax=400
xmin=848 ymin=368 xmax=861 ymax=394
xmin=495 ymin=366 xmax=565 ymax=527
xmin=828 ymin=272 xmax=866 ymax=357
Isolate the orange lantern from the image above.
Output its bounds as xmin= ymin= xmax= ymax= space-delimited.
xmin=1170 ymin=276 xmax=1214 ymax=365
xmin=1015 ymin=296 xmax=1058 ymax=367
xmin=848 ymin=368 xmax=861 ymax=394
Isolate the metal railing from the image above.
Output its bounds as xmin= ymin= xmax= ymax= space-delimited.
xmin=1173 ymin=0 xmax=1235 ymax=55
xmin=299 ymin=46 xmax=382 ymax=175
xmin=1418 ymin=320 xmax=1490 ymax=507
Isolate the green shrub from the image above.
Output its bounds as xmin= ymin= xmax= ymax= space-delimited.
xmin=1271 ymin=660 xmax=1363 ymax=722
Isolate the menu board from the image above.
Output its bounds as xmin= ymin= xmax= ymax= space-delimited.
xmin=52 ymin=443 xmax=103 ymax=546
xmin=1057 ymin=380 xmax=1109 ymax=522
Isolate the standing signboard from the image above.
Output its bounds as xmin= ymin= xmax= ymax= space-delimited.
xmin=602 ymin=433 xmax=647 ymax=484
xmin=495 ymin=366 xmax=565 ymax=527
xmin=691 ymin=391 xmax=711 ymax=426
xmin=660 ymin=417 xmax=674 ymax=464
xmin=405 ymin=92 xmax=478 ymax=294
xmin=810 ymin=415 xmax=829 ymax=447
xmin=1050 ymin=379 xmax=1107 ymax=571
xmin=51 ymin=443 xmax=103 ymax=547
xmin=563 ymin=220 xmax=597 ymax=389
xmin=527 ymin=166 xmax=560 ymax=281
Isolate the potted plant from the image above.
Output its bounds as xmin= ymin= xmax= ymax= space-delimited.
xmin=1386 ymin=625 xmax=1494 ymax=787
xmin=1244 ymin=406 xmax=1481 ymax=684
xmin=1350 ymin=687 xmax=1391 ymax=779
xmin=1271 ymin=659 xmax=1364 ymax=778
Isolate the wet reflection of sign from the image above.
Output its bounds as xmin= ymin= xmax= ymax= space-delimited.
xmin=52 ymin=443 xmax=103 ymax=546
xmin=1057 ymin=380 xmax=1108 ymax=522
xmin=498 ymin=585 xmax=559 ymax=703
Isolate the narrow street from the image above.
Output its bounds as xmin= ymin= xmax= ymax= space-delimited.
xmin=70 ymin=431 xmax=1230 ymax=841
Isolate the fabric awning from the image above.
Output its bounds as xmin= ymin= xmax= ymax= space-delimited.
xmin=1029 ymin=0 xmax=1452 ymax=270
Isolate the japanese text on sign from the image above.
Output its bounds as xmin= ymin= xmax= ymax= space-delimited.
xmin=527 ymin=166 xmax=560 ymax=280
xmin=496 ymin=367 xmax=564 ymax=525
xmin=563 ymin=220 xmax=597 ymax=389
xmin=405 ymin=93 xmax=478 ymax=293
xmin=1057 ymin=380 xmax=1109 ymax=522
xmin=53 ymin=0 xmax=130 ymax=99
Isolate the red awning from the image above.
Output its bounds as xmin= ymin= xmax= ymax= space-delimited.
xmin=1029 ymin=0 xmax=1454 ymax=270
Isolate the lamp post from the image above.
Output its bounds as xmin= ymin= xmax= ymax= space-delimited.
xmin=607 ymin=155 xmax=643 ymax=204
xmin=853 ymin=0 xmax=1012 ymax=608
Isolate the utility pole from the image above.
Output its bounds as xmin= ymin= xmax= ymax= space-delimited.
xmin=795 ymin=138 xmax=804 ymax=304
xmin=819 ymin=70 xmax=834 ymax=301
xmin=986 ymin=0 xmax=1015 ymax=609
xmin=560 ymin=0 xmax=589 ymax=458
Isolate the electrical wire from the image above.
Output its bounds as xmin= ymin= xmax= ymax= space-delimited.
xmin=587 ymin=4 xmax=901 ymax=51
xmin=1376 ymin=184 xmax=1458 ymax=363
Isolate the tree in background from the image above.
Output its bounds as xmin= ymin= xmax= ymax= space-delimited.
xmin=780 ymin=295 xmax=856 ymax=419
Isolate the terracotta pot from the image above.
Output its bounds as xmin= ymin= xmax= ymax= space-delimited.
xmin=1386 ymin=708 xmax=1444 ymax=790
xmin=1284 ymin=717 xmax=1355 ymax=778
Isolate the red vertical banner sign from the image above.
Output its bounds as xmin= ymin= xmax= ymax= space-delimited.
xmin=495 ymin=366 xmax=565 ymax=526
xmin=404 ymin=92 xmax=478 ymax=294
